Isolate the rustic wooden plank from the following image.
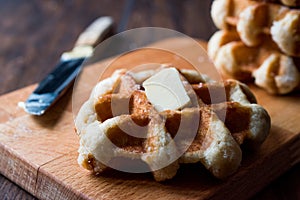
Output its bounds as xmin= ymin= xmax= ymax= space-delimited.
xmin=35 ymin=127 xmax=299 ymax=200
xmin=0 ymin=85 xmax=36 ymax=123
xmin=0 ymin=106 xmax=77 ymax=163
xmin=0 ymin=142 xmax=38 ymax=195
xmin=0 ymin=84 xmax=78 ymax=196
xmin=0 ymin=175 xmax=36 ymax=200
xmin=262 ymin=163 xmax=300 ymax=200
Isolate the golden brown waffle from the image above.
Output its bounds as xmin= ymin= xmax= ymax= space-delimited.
xmin=75 ymin=66 xmax=270 ymax=181
xmin=211 ymin=0 xmax=300 ymax=57
xmin=208 ymin=30 xmax=300 ymax=94
xmin=251 ymin=0 xmax=300 ymax=7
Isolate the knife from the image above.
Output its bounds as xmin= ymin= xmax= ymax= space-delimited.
xmin=23 ymin=16 xmax=114 ymax=116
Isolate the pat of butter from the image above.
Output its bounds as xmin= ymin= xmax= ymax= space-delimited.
xmin=143 ymin=68 xmax=190 ymax=112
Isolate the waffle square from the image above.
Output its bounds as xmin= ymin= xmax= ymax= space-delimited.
xmin=75 ymin=66 xmax=271 ymax=181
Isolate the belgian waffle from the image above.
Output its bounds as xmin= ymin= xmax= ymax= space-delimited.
xmin=208 ymin=30 xmax=300 ymax=94
xmin=75 ymin=66 xmax=270 ymax=181
xmin=211 ymin=0 xmax=300 ymax=57
xmin=251 ymin=0 xmax=300 ymax=7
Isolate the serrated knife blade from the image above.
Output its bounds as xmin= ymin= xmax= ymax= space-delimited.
xmin=24 ymin=16 xmax=113 ymax=115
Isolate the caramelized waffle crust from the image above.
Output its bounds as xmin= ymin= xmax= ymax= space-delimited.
xmin=211 ymin=0 xmax=300 ymax=57
xmin=208 ymin=30 xmax=300 ymax=94
xmin=75 ymin=66 xmax=271 ymax=181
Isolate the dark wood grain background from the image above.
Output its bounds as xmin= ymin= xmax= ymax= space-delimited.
xmin=0 ymin=0 xmax=299 ymax=199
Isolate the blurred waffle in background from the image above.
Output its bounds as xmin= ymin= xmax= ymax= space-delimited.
xmin=208 ymin=0 xmax=300 ymax=94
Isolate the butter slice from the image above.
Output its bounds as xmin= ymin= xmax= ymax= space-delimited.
xmin=143 ymin=68 xmax=190 ymax=112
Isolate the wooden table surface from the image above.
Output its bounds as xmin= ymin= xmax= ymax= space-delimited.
xmin=0 ymin=0 xmax=299 ymax=199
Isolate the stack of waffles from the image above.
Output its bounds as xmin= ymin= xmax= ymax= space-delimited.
xmin=75 ymin=66 xmax=270 ymax=181
xmin=208 ymin=0 xmax=300 ymax=94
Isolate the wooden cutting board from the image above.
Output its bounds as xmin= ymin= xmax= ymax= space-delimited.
xmin=0 ymin=38 xmax=299 ymax=200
